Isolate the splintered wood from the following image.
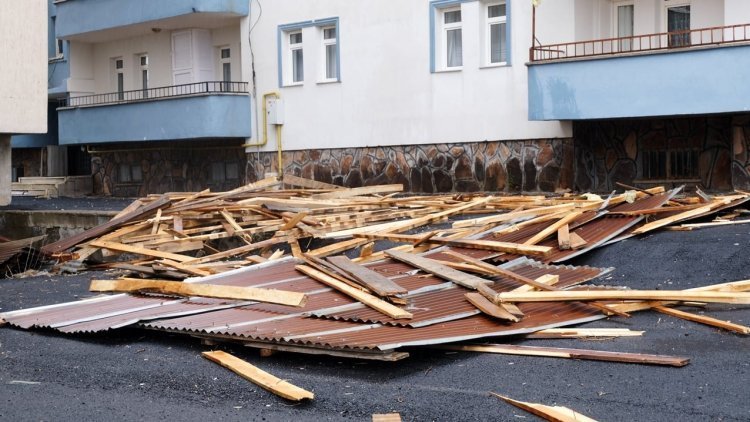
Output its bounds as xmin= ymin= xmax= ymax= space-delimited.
xmin=31 ymin=176 xmax=750 ymax=374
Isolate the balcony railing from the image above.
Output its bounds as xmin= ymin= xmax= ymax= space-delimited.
xmin=531 ymin=23 xmax=750 ymax=62
xmin=60 ymin=81 xmax=249 ymax=108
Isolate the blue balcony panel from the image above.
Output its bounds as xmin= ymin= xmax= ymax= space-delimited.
xmin=56 ymin=0 xmax=249 ymax=39
xmin=12 ymin=103 xmax=60 ymax=148
xmin=528 ymin=44 xmax=750 ymax=121
xmin=58 ymin=95 xmax=251 ymax=145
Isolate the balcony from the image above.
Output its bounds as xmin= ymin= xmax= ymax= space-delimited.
xmin=58 ymin=82 xmax=251 ymax=145
xmin=528 ymin=24 xmax=750 ymax=120
xmin=55 ymin=0 xmax=249 ymax=41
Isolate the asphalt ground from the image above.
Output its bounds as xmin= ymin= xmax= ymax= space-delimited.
xmin=1 ymin=215 xmax=750 ymax=420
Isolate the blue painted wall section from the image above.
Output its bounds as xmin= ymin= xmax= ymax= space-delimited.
xmin=56 ymin=0 xmax=249 ymax=38
xmin=12 ymin=104 xmax=60 ymax=148
xmin=528 ymin=44 xmax=750 ymax=121
xmin=58 ymin=95 xmax=252 ymax=145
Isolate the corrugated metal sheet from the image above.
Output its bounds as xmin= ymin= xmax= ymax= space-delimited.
xmin=0 ymin=235 xmax=45 ymax=266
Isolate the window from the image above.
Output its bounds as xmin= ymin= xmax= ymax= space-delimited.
xmin=113 ymin=58 xmax=124 ymax=100
xmin=641 ymin=145 xmax=699 ymax=181
xmin=486 ymin=3 xmax=507 ymax=65
xmin=289 ymin=31 xmax=304 ymax=84
xmin=441 ymin=7 xmax=463 ymax=69
xmin=321 ymin=26 xmax=338 ymax=81
xmin=667 ymin=5 xmax=691 ymax=47
xmin=118 ymin=164 xmax=142 ymax=183
xmin=278 ymin=18 xmax=339 ymax=87
xmin=55 ymin=39 xmax=64 ymax=58
xmin=615 ymin=3 xmax=634 ymax=51
xmin=139 ymin=54 xmax=149 ymax=98
xmin=220 ymin=47 xmax=231 ymax=91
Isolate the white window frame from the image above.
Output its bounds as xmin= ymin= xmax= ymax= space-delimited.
xmin=113 ymin=57 xmax=125 ymax=100
xmin=55 ymin=38 xmax=64 ymax=59
xmin=219 ymin=46 xmax=232 ymax=91
xmin=484 ymin=2 xmax=507 ymax=66
xmin=320 ymin=26 xmax=338 ymax=83
xmin=440 ymin=6 xmax=463 ymax=70
xmin=664 ymin=1 xmax=691 ymax=47
xmin=286 ymin=30 xmax=304 ymax=86
xmin=612 ymin=1 xmax=634 ymax=52
xmin=138 ymin=54 xmax=149 ymax=97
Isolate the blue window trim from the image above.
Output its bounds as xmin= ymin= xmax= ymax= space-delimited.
xmin=277 ymin=17 xmax=340 ymax=88
xmin=429 ymin=0 xmax=511 ymax=73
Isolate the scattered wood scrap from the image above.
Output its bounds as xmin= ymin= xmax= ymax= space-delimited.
xmin=202 ymin=350 xmax=314 ymax=401
xmin=492 ymin=393 xmax=599 ymax=422
xmin=90 ymin=278 xmax=307 ymax=306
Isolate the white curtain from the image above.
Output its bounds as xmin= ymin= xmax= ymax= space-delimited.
xmin=447 ymin=29 xmax=462 ymax=67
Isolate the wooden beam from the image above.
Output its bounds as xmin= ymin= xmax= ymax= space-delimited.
xmin=523 ymin=211 xmax=584 ymax=246
xmin=282 ymin=174 xmax=343 ymax=190
xmin=437 ymin=344 xmax=689 ymax=367
xmin=326 ymin=255 xmax=407 ymax=296
xmin=202 ymin=350 xmax=313 ymax=401
xmin=90 ymin=278 xmax=306 ymax=307
xmin=492 ymin=394 xmax=599 ymax=422
xmin=568 ymin=232 xmax=588 ymax=250
xmin=526 ymin=328 xmax=644 ymax=339
xmin=354 ymin=233 xmax=552 ymax=257
xmin=312 ymin=184 xmax=403 ymax=200
xmin=497 ymin=290 xmax=750 ymax=305
xmin=654 ymin=305 xmax=750 ymax=335
xmin=295 ymin=265 xmax=413 ymax=319
xmin=384 ymin=250 xmax=490 ymax=289
xmin=476 ymin=283 xmax=524 ymax=317
xmin=464 ymin=292 xmax=519 ymax=322
xmin=89 ymin=240 xmax=193 ymax=262
xmin=557 ymin=224 xmax=571 ymax=250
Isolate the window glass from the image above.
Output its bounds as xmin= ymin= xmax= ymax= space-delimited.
xmin=324 ymin=27 xmax=336 ymax=40
xmin=292 ymin=48 xmax=304 ymax=82
xmin=326 ymin=44 xmax=337 ymax=79
xmin=488 ymin=4 xmax=506 ymax=18
xmin=221 ymin=48 xmax=230 ymax=59
xmin=490 ymin=22 xmax=506 ymax=63
xmin=446 ymin=28 xmax=463 ymax=67
xmin=290 ymin=32 xmax=302 ymax=44
xmin=444 ymin=10 xmax=461 ymax=24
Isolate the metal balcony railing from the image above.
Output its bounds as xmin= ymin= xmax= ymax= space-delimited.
xmin=530 ymin=23 xmax=750 ymax=62
xmin=59 ymin=81 xmax=249 ymax=108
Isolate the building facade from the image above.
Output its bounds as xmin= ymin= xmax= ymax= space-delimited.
xmin=529 ymin=0 xmax=750 ymax=191
xmin=2 ymin=0 xmax=48 ymax=205
xmin=11 ymin=0 xmax=750 ymax=196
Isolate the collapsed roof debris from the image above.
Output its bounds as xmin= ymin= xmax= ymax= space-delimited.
xmin=2 ymin=176 xmax=749 ymax=405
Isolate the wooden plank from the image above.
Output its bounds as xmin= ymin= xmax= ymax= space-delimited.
xmin=476 ymin=283 xmax=524 ymax=317
xmin=492 ymin=394 xmax=599 ymax=422
xmin=372 ymin=414 xmax=402 ymax=422
xmin=150 ymin=208 xmax=163 ymax=235
xmin=220 ymin=209 xmax=253 ymax=245
xmin=465 ymin=292 xmax=519 ymax=322
xmin=183 ymin=237 xmax=288 ymax=265
xmin=295 ymin=265 xmax=413 ymax=319
xmin=526 ymin=328 xmax=644 ymax=339
xmin=311 ymin=184 xmax=403 ymax=199
xmin=42 ymin=195 xmax=171 ymax=255
xmin=523 ymin=211 xmax=584 ymax=246
xmin=632 ymin=200 xmax=729 ymax=235
xmin=279 ymin=212 xmax=308 ymax=231
xmin=653 ymin=305 xmax=750 ymax=335
xmin=354 ymin=233 xmax=552 ymax=257
xmin=326 ymin=255 xmax=407 ymax=296
xmin=497 ymin=290 xmax=750 ymax=304
xmin=680 ymin=219 xmax=750 ymax=229
xmin=282 ymin=174 xmax=342 ymax=190
xmin=557 ymin=224 xmax=571 ymax=250
xmin=157 ymin=259 xmax=212 ymax=277
xmin=568 ymin=232 xmax=588 ymax=250
xmin=442 ymin=251 xmax=629 ymax=318
xmin=452 ymin=203 xmax=580 ymax=228
xmin=90 ymin=278 xmax=306 ymax=307
xmin=437 ymin=344 xmax=690 ymax=367
xmin=384 ymin=250 xmax=490 ymax=289
xmin=511 ymin=274 xmax=559 ymax=293
xmin=89 ymin=240 xmax=193 ymax=263
xmin=202 ymin=350 xmax=313 ymax=401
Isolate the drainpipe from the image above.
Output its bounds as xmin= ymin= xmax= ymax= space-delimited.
xmin=242 ymin=92 xmax=284 ymax=179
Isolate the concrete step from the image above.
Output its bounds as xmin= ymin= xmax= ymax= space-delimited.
xmin=17 ymin=176 xmax=67 ymax=185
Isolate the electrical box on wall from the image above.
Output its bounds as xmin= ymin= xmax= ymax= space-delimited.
xmin=267 ymin=99 xmax=285 ymax=125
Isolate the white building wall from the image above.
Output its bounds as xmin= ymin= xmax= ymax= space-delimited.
xmin=724 ymin=0 xmax=750 ymax=26
xmin=248 ymin=0 xmax=571 ymax=153
xmin=0 ymin=0 xmax=47 ymax=134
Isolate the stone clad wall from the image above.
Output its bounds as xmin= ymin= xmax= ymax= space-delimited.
xmin=246 ymin=138 xmax=575 ymax=193
xmin=731 ymin=115 xmax=750 ymax=190
xmin=90 ymin=140 xmax=247 ymax=197
xmin=574 ymin=117 xmax=734 ymax=192
xmin=10 ymin=149 xmax=44 ymax=179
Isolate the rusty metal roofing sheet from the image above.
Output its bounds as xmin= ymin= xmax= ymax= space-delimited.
xmin=0 ymin=235 xmax=45 ymax=266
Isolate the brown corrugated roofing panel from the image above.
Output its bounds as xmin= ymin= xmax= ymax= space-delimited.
xmin=0 ymin=235 xmax=45 ymax=266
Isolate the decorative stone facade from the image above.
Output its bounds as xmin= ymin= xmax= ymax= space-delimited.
xmin=246 ymin=139 xmax=575 ymax=193
xmin=90 ymin=140 xmax=247 ymax=197
xmin=11 ymin=148 xmax=44 ymax=179
xmin=731 ymin=115 xmax=750 ymax=191
xmin=574 ymin=116 xmax=734 ymax=192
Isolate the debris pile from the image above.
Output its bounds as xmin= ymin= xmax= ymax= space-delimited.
xmin=2 ymin=176 xmax=750 ymax=405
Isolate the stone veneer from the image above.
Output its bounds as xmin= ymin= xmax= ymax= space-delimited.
xmin=731 ymin=115 xmax=750 ymax=190
xmin=11 ymin=148 xmax=44 ymax=179
xmin=91 ymin=140 xmax=247 ymax=197
xmin=245 ymin=139 xmax=575 ymax=193
xmin=574 ymin=116 xmax=734 ymax=192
